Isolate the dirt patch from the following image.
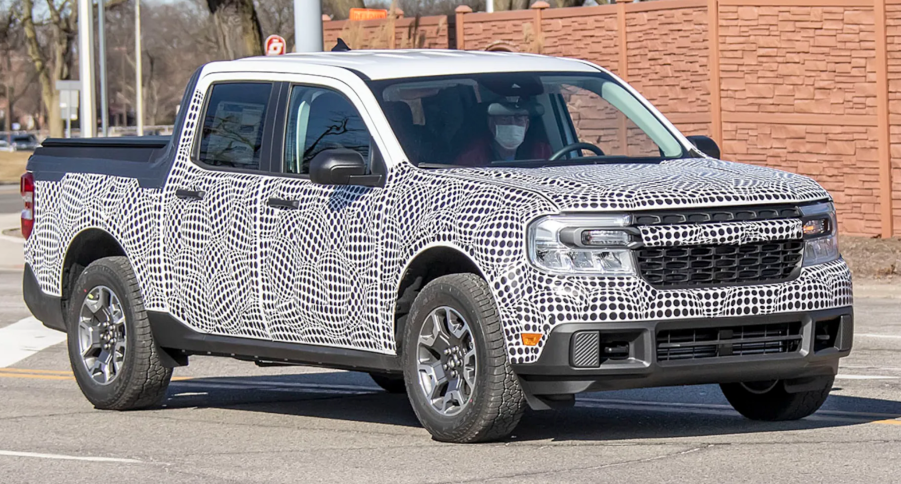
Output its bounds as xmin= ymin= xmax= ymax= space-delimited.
xmin=840 ymin=236 xmax=901 ymax=283
xmin=0 ymin=151 xmax=30 ymax=184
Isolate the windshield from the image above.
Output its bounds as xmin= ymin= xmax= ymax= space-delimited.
xmin=367 ymin=72 xmax=687 ymax=168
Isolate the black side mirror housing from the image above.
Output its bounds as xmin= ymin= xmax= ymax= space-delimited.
xmin=309 ymin=149 xmax=382 ymax=186
xmin=686 ymin=135 xmax=721 ymax=159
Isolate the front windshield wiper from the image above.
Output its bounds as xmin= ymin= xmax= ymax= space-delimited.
xmin=489 ymin=156 xmax=669 ymax=168
xmin=417 ymin=163 xmax=468 ymax=169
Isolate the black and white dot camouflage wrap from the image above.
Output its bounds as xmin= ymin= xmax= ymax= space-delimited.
xmin=24 ymin=90 xmax=853 ymax=365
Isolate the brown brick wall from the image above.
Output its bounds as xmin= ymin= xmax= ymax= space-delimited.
xmin=542 ymin=13 xmax=621 ymax=73
xmin=461 ymin=14 xmax=537 ymax=51
xmin=886 ymin=6 xmax=901 ymax=233
xmin=323 ymin=16 xmax=451 ymax=51
xmin=626 ymin=8 xmax=711 ymax=118
xmin=719 ymin=6 xmax=876 ymax=116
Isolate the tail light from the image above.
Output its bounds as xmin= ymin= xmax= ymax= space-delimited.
xmin=21 ymin=172 xmax=34 ymax=239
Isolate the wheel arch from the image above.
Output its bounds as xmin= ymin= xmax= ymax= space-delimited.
xmin=60 ymin=227 xmax=128 ymax=310
xmin=392 ymin=243 xmax=488 ymax=347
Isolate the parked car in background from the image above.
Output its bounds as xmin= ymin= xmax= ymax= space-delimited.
xmin=0 ymin=138 xmax=8 ymax=151
xmin=22 ymin=50 xmax=853 ymax=443
xmin=11 ymin=134 xmax=39 ymax=151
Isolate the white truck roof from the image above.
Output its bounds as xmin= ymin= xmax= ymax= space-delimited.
xmin=230 ymin=50 xmax=601 ymax=80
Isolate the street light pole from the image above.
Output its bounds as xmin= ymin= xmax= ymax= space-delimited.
xmin=135 ymin=0 xmax=144 ymax=136
xmin=294 ymin=0 xmax=323 ymax=53
xmin=487 ymin=0 xmax=494 ymax=13
xmin=77 ymin=0 xmax=96 ymax=137
xmin=97 ymin=0 xmax=108 ymax=136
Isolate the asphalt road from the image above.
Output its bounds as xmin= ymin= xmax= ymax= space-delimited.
xmin=0 ymin=268 xmax=899 ymax=483
xmin=0 ymin=187 xmax=22 ymax=214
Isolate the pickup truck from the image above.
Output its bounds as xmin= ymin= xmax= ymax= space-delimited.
xmin=22 ymin=50 xmax=853 ymax=443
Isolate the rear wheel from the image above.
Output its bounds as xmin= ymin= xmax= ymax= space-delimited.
xmin=720 ymin=377 xmax=833 ymax=421
xmin=67 ymin=257 xmax=172 ymax=410
xmin=402 ymin=273 xmax=525 ymax=443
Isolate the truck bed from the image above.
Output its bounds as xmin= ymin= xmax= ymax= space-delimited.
xmin=28 ymin=136 xmax=177 ymax=189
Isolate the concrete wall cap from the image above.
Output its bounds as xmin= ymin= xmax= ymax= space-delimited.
xmin=531 ymin=1 xmax=550 ymax=9
xmin=455 ymin=5 xmax=473 ymax=13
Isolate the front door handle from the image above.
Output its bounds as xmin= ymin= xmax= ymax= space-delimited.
xmin=267 ymin=197 xmax=299 ymax=210
xmin=175 ymin=188 xmax=205 ymax=201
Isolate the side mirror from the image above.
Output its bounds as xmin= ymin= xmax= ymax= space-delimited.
xmin=686 ymin=135 xmax=721 ymax=159
xmin=309 ymin=149 xmax=382 ymax=186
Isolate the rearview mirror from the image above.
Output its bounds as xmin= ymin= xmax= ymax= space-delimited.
xmin=309 ymin=149 xmax=381 ymax=186
xmin=686 ymin=135 xmax=721 ymax=159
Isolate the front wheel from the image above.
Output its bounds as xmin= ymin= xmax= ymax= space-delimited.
xmin=402 ymin=273 xmax=526 ymax=443
xmin=67 ymin=257 xmax=173 ymax=410
xmin=720 ymin=377 xmax=834 ymax=421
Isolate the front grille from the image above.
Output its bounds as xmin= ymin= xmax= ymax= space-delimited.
xmin=632 ymin=205 xmax=802 ymax=226
xmin=637 ymin=240 xmax=804 ymax=288
xmin=657 ymin=322 xmax=803 ymax=362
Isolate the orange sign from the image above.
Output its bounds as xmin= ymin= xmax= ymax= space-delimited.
xmin=349 ymin=8 xmax=388 ymax=21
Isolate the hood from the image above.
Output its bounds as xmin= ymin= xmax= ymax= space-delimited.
xmin=441 ymin=158 xmax=830 ymax=212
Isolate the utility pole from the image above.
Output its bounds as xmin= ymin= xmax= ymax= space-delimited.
xmin=487 ymin=0 xmax=494 ymax=13
xmin=135 ymin=0 xmax=144 ymax=136
xmin=78 ymin=0 xmax=96 ymax=137
xmin=97 ymin=0 xmax=108 ymax=136
xmin=294 ymin=0 xmax=323 ymax=53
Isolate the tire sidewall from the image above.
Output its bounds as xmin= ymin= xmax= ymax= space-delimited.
xmin=66 ymin=261 xmax=142 ymax=408
xmin=402 ymin=278 xmax=495 ymax=438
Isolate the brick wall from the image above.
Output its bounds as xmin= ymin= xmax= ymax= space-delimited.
xmin=323 ymin=16 xmax=451 ymax=51
xmin=886 ymin=4 xmax=901 ymax=233
xmin=323 ymin=0 xmax=901 ymax=237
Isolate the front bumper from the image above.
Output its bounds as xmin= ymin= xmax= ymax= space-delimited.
xmin=513 ymin=307 xmax=853 ymax=397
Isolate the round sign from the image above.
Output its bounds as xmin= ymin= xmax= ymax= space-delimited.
xmin=265 ymin=35 xmax=287 ymax=56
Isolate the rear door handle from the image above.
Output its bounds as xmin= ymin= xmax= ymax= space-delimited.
xmin=267 ymin=197 xmax=299 ymax=210
xmin=175 ymin=188 xmax=205 ymax=201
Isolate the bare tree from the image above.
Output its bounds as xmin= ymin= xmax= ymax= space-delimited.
xmin=206 ymin=0 xmax=264 ymax=59
xmin=15 ymin=0 xmax=76 ymax=136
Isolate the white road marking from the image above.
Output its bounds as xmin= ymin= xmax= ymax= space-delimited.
xmin=0 ymin=317 xmax=67 ymax=368
xmin=0 ymin=450 xmax=143 ymax=464
xmin=857 ymin=333 xmax=901 ymax=340
xmin=834 ymin=374 xmax=899 ymax=380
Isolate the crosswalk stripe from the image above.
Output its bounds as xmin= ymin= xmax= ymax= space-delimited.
xmin=0 ymin=317 xmax=67 ymax=368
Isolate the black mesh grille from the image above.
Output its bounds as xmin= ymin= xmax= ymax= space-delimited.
xmin=657 ymin=322 xmax=803 ymax=362
xmin=637 ymin=240 xmax=804 ymax=288
xmin=633 ymin=206 xmax=802 ymax=226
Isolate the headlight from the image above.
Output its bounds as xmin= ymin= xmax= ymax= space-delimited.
xmin=527 ymin=215 xmax=637 ymax=275
xmin=800 ymin=202 xmax=839 ymax=267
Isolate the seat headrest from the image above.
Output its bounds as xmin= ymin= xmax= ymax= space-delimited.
xmin=382 ymin=101 xmax=415 ymax=128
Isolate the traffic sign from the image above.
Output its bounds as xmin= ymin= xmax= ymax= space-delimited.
xmin=265 ymin=35 xmax=287 ymax=56
xmin=349 ymin=8 xmax=387 ymax=21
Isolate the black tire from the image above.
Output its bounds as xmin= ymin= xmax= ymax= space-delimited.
xmin=66 ymin=257 xmax=172 ymax=410
xmin=720 ymin=378 xmax=834 ymax=421
xmin=402 ymin=273 xmax=526 ymax=443
xmin=369 ymin=372 xmax=407 ymax=394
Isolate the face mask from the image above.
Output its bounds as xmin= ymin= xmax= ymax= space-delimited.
xmin=495 ymin=124 xmax=526 ymax=150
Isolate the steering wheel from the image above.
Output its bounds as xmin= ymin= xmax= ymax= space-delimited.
xmin=549 ymin=142 xmax=605 ymax=161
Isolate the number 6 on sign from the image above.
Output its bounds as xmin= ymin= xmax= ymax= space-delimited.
xmin=265 ymin=35 xmax=286 ymax=56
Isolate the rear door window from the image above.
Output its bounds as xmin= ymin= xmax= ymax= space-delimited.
xmin=197 ymin=82 xmax=273 ymax=170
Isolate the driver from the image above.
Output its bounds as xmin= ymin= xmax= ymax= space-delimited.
xmin=455 ymin=101 xmax=550 ymax=166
